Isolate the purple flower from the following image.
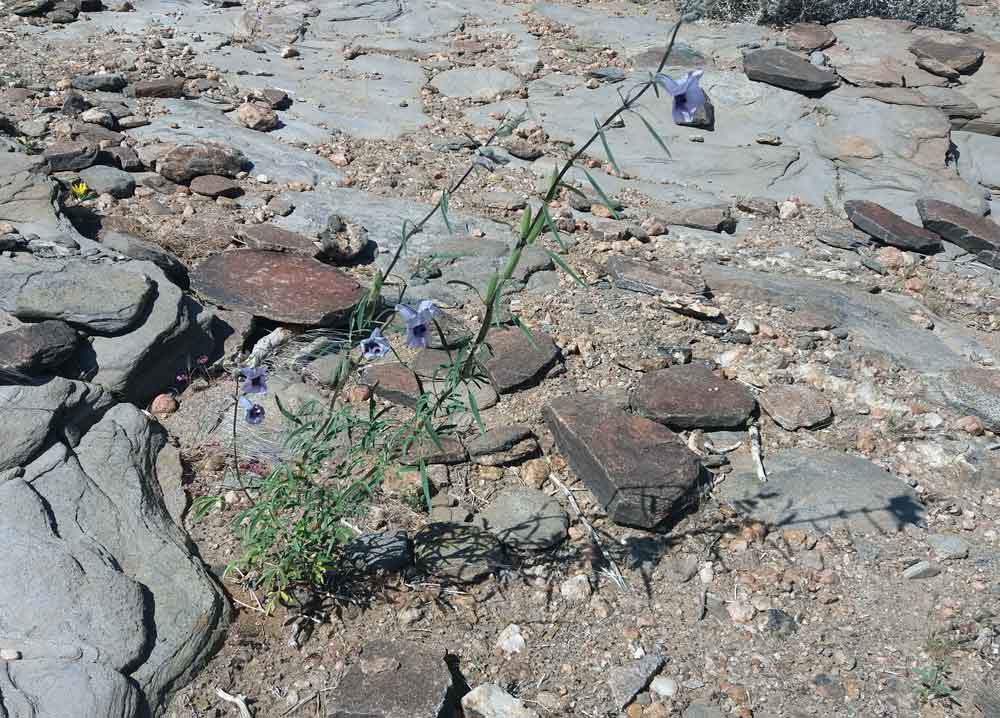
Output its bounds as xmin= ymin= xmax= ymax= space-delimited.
xmin=239 ymin=395 xmax=266 ymax=425
xmin=176 ymin=372 xmax=189 ymax=384
xmin=239 ymin=366 xmax=268 ymax=394
xmin=475 ymin=155 xmax=497 ymax=172
xmin=654 ymin=70 xmax=707 ymax=125
xmin=360 ymin=327 xmax=391 ymax=360
xmin=396 ymin=300 xmax=436 ymax=349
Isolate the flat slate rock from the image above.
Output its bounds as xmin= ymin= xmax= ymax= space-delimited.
xmin=360 ymin=362 xmax=422 ymax=407
xmin=327 ymin=639 xmax=453 ymax=718
xmin=607 ymin=256 xmax=706 ymax=296
xmin=916 ymin=199 xmax=1000 ymax=267
xmin=191 ymin=250 xmax=364 ymax=326
xmin=414 ymin=522 xmax=507 ymax=583
xmin=79 ymin=165 xmax=135 ymax=199
xmin=814 ymin=226 xmax=874 ymax=251
xmin=544 ymin=396 xmax=702 ymax=530
xmin=467 ymin=424 xmax=539 ymax=466
xmin=717 ymin=448 xmax=926 ymax=533
xmin=608 ymin=654 xmax=666 ymax=710
xmin=430 ymin=68 xmax=521 ymax=99
xmin=342 ymin=530 xmax=413 ymax=574
xmin=632 ymin=365 xmax=757 ymax=430
xmin=483 ymin=326 xmax=560 ymax=394
xmin=743 ymin=48 xmax=839 ymax=93
xmin=132 ymin=78 xmax=187 ymax=98
xmin=0 ymin=320 xmax=78 ymax=374
xmin=98 ymin=231 xmax=189 ymax=289
xmin=909 ymin=37 xmax=984 ymax=74
xmin=844 ymin=200 xmax=942 ymax=254
xmin=786 ymin=23 xmax=836 ymax=52
xmin=933 ymin=368 xmax=1000 ymax=431
xmin=43 ymin=141 xmax=98 ymax=172
xmin=480 ymin=487 xmax=568 ymax=551
xmin=189 ymin=174 xmax=241 ymax=198
xmin=237 ymin=224 xmax=320 ymax=256
xmin=759 ymin=384 xmax=833 ymax=430
xmin=1 ymin=261 xmax=153 ymax=335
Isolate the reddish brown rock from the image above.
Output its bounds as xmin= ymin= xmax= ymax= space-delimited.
xmin=190 ymin=250 xmax=365 ymax=326
xmin=237 ymin=224 xmax=320 ymax=256
xmin=132 ymin=78 xmax=187 ymax=98
xmin=844 ymin=200 xmax=942 ymax=254
xmin=543 ymin=395 xmax=702 ymax=529
xmin=786 ymin=23 xmax=836 ymax=52
xmin=909 ymin=37 xmax=984 ymax=75
xmin=632 ymin=364 xmax=757 ymax=429
xmin=156 ymin=142 xmax=250 ymax=183
xmin=360 ymin=363 xmax=422 ymax=407
xmin=744 ymin=48 xmax=839 ymax=93
xmin=236 ymin=102 xmax=279 ymax=132
xmin=759 ymin=384 xmax=833 ymax=430
xmin=189 ymin=175 xmax=242 ymax=198
xmin=607 ymin=256 xmax=706 ymax=296
xmin=0 ymin=320 xmax=78 ymax=374
xmin=483 ymin=326 xmax=560 ymax=394
xmin=916 ymin=199 xmax=1000 ymax=268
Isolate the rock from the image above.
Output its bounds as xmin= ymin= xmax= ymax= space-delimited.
xmin=237 ymin=224 xmax=320 ymax=256
xmin=80 ymin=108 xmax=116 ymax=128
xmin=100 ymin=145 xmax=142 ymax=171
xmin=650 ymin=676 xmax=679 ymax=700
xmin=632 ymin=365 xmax=756 ymax=430
xmin=932 ymin=368 xmax=1000 ymax=431
xmin=5 ymin=402 xmax=227 ymax=715
xmin=483 ymin=326 xmax=560 ymax=393
xmin=916 ymin=199 xmax=1000 ymax=267
xmin=99 ymin=231 xmax=188 ymax=289
xmin=71 ymin=73 xmax=126 ymax=92
xmin=0 ymin=259 xmax=153 ymax=335
xmin=903 ymin=560 xmax=941 ymax=579
xmin=764 ymin=608 xmax=798 ymax=636
xmin=759 ymin=385 xmax=832 ymax=430
xmin=480 ymin=487 xmax=568 ymax=551
xmin=716 ymin=448 xmax=925 ymax=533
xmin=317 ymin=215 xmax=371 ymax=263
xmin=665 ymin=205 xmax=736 ymax=233
xmin=79 ymin=165 xmax=136 ymax=199
xmin=189 ymin=174 xmax=242 ymax=198
xmin=786 ymin=23 xmax=836 ymax=52
xmin=467 ymin=425 xmax=540 ymax=466
xmin=44 ymin=141 xmax=98 ymax=172
xmin=684 ymin=705 xmax=725 ymax=718
xmin=61 ymin=91 xmax=90 ymax=115
xmin=132 ymin=78 xmax=187 ymax=98
xmin=927 ymin=533 xmax=969 ymax=561
xmin=608 ymin=654 xmax=666 ymax=710
xmin=257 ymin=87 xmax=291 ymax=109
xmin=10 ymin=0 xmax=53 ymax=14
xmin=743 ymin=48 xmax=839 ymax=93
xmin=496 ymin=624 xmax=526 ymax=654
xmin=844 ymin=200 xmax=942 ymax=254
xmin=814 ymin=226 xmax=874 ymax=251
xmin=544 ymin=396 xmax=702 ymax=529
xmin=607 ymin=256 xmax=707 ymax=296
xmin=505 ymin=139 xmax=543 ymax=161
xmin=156 ymin=142 xmax=250 ymax=183
xmin=915 ymin=54 xmax=960 ymax=80
xmin=431 ymin=68 xmax=521 ymax=99
xmin=560 ymin=574 xmax=593 ymax=603
xmin=360 ymin=362 xmax=422 ymax=407
xmin=737 ymin=196 xmax=779 ymax=217
xmin=462 ymin=684 xmax=539 ymax=718
xmin=909 ymin=37 xmax=984 ymax=75
xmin=327 ymin=640 xmax=454 ymax=718
xmin=150 ymin=393 xmax=178 ymax=415
xmin=191 ymin=250 xmax=364 ymax=326
xmin=236 ymin=102 xmax=279 ymax=132
xmin=0 ymin=319 xmax=78 ymax=375
xmin=413 ymin=522 xmax=506 ymax=583
xmin=342 ymin=530 xmax=413 ymax=574
xmin=402 ymin=434 xmax=468 ymax=465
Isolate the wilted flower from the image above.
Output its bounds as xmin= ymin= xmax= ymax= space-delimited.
xmin=360 ymin=327 xmax=391 ymax=360
xmin=654 ymin=70 xmax=707 ymax=124
xmin=239 ymin=366 xmax=268 ymax=394
xmin=396 ymin=300 xmax=436 ymax=349
xmin=239 ymin=395 xmax=266 ymax=425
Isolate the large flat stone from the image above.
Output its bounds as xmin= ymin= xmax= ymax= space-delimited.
xmin=607 ymin=256 xmax=706 ymax=296
xmin=483 ymin=326 xmax=560 ymax=394
xmin=933 ymin=368 xmax=1000 ymax=431
xmin=543 ymin=396 xmax=702 ymax=530
xmin=431 ymin=67 xmax=521 ymax=99
xmin=916 ymin=198 xmax=1000 ymax=267
xmin=759 ymin=384 xmax=833 ymax=430
xmin=910 ymin=37 xmax=984 ymax=74
xmin=0 ymin=319 xmax=79 ymax=374
xmin=191 ymin=250 xmax=365 ymax=326
xmin=631 ymin=365 xmax=757 ymax=430
xmin=155 ymin=141 xmax=250 ymax=183
xmin=844 ymin=200 xmax=942 ymax=254
xmin=717 ymin=448 xmax=925 ymax=533
xmin=743 ymin=48 xmax=840 ymax=93
xmin=414 ymin=522 xmax=507 ymax=583
xmin=480 ymin=487 xmax=568 ymax=551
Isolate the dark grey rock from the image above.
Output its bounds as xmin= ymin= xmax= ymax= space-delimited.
xmin=743 ymin=48 xmax=839 ymax=93
xmin=414 ymin=522 xmax=506 ymax=583
xmin=480 ymin=487 xmax=568 ymax=551
xmin=98 ymin=231 xmax=189 ymax=289
xmin=0 ymin=320 xmax=78 ymax=374
xmin=632 ymin=365 xmax=757 ymax=430
xmin=44 ymin=141 xmax=98 ymax=172
xmin=71 ymin=74 xmax=126 ymax=92
xmin=608 ymin=654 xmax=665 ymax=710
xmin=483 ymin=326 xmax=560 ymax=394
xmin=607 ymin=256 xmax=706 ymax=296
xmin=79 ymin=165 xmax=136 ymax=199
xmin=716 ymin=448 xmax=925 ymax=533
xmin=467 ymin=425 xmax=540 ymax=466
xmin=932 ymin=368 xmax=1000 ymax=431
xmin=916 ymin=199 xmax=1000 ymax=267
xmin=845 ymin=200 xmax=942 ymax=254
xmin=544 ymin=396 xmax=702 ymax=529
xmin=343 ymin=531 xmax=413 ymax=573
xmin=764 ymin=608 xmax=798 ymax=636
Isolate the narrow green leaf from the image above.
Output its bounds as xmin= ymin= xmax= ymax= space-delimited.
xmin=274 ymin=394 xmax=303 ymax=425
xmin=525 ymin=212 xmax=546 ymax=245
xmin=513 ymin=317 xmax=540 ymax=350
xmin=440 ymin=190 xmax=453 ymax=234
xmin=546 ymin=164 xmax=560 ymax=197
xmin=419 ymin=461 xmax=433 ymax=513
xmin=632 ymin=110 xmax=672 ymax=159
xmin=423 ymin=418 xmax=444 ymax=450
xmin=558 ymin=182 xmax=589 ymax=200
xmin=444 ymin=279 xmax=485 ymax=303
xmin=581 ymin=168 xmax=621 ymax=220
xmin=540 ymin=205 xmax=569 ymax=252
xmin=519 ymin=206 xmax=533 ymax=239
xmin=545 ymin=248 xmax=586 ymax=287
xmin=467 ymin=388 xmax=485 ymax=435
xmin=594 ymin=117 xmax=622 ymax=176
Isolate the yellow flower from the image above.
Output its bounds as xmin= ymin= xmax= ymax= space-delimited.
xmin=69 ymin=180 xmax=90 ymax=199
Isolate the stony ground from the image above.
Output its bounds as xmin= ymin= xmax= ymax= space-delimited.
xmin=3 ymin=0 xmax=1000 ymax=717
